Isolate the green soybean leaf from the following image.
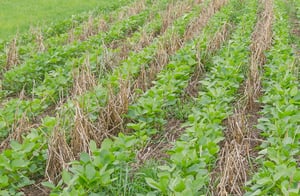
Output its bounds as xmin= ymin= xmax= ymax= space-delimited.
xmin=85 ymin=164 xmax=96 ymax=180
xmin=11 ymin=159 xmax=27 ymax=168
xmin=41 ymin=181 xmax=56 ymax=189
xmin=145 ymin=178 xmax=162 ymax=191
xmin=80 ymin=152 xmax=90 ymax=163
xmin=290 ymin=86 xmax=298 ymax=96
xmin=62 ymin=170 xmax=71 ymax=185
xmin=89 ymin=140 xmax=97 ymax=153
xmin=0 ymin=175 xmax=8 ymax=187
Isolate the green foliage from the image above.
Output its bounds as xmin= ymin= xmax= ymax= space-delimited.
xmin=144 ymin=0 xmax=258 ymax=194
xmin=0 ymin=0 xmax=299 ymax=195
xmin=52 ymin=1 xmax=211 ymax=194
xmin=0 ymin=117 xmax=54 ymax=195
xmin=0 ymin=0 xmax=166 ymax=141
xmin=2 ymin=9 xmax=150 ymax=94
xmin=0 ymin=0 xmax=134 ymax=75
xmin=0 ymin=0 xmax=132 ymax=39
xmin=0 ymin=0 xmax=185 ymax=194
xmin=0 ymin=99 xmax=44 ymax=140
xmin=245 ymin=0 xmax=300 ymax=195
xmin=49 ymin=0 xmax=254 ymax=194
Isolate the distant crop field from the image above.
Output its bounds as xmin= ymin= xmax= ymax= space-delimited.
xmin=0 ymin=0 xmax=119 ymax=39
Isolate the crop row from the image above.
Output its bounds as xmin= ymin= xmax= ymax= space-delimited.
xmin=46 ymin=0 xmax=208 ymax=180
xmin=0 ymin=0 xmax=201 ymax=144
xmin=143 ymin=0 xmax=259 ymax=194
xmin=0 ymin=0 xmax=134 ymax=73
xmin=0 ymin=0 xmax=193 ymax=147
xmin=0 ymin=0 xmax=204 ymax=194
xmin=46 ymin=0 xmax=252 ymax=194
xmin=1 ymin=0 xmax=298 ymax=195
xmin=245 ymin=0 xmax=300 ymax=195
xmin=0 ymin=0 xmax=173 ymax=142
xmin=51 ymin=0 xmax=209 ymax=152
xmin=1 ymin=0 xmax=153 ymax=95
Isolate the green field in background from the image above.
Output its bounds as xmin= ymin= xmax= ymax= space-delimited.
xmin=0 ymin=0 xmax=119 ymax=40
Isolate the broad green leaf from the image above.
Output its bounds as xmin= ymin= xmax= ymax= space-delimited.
xmin=0 ymin=190 xmax=10 ymax=196
xmin=0 ymin=121 xmax=6 ymax=129
xmin=101 ymin=139 xmax=113 ymax=150
xmin=248 ymin=189 xmax=262 ymax=196
xmin=0 ymin=175 xmax=8 ymax=187
xmin=169 ymin=177 xmax=185 ymax=192
xmin=11 ymin=159 xmax=28 ymax=168
xmin=89 ymin=140 xmax=97 ymax=153
xmin=282 ymin=137 xmax=293 ymax=145
xmin=90 ymin=193 xmax=106 ymax=196
xmin=42 ymin=117 xmax=57 ymax=128
xmin=158 ymin=165 xmax=175 ymax=172
xmin=41 ymin=181 xmax=56 ymax=189
xmin=98 ymin=149 xmax=114 ymax=165
xmin=293 ymin=170 xmax=300 ymax=181
xmin=280 ymin=180 xmax=289 ymax=195
xmin=80 ymin=152 xmax=90 ymax=163
xmin=146 ymin=193 xmax=157 ymax=196
xmin=10 ymin=141 xmax=22 ymax=151
xmin=274 ymin=169 xmax=287 ymax=181
xmin=22 ymin=142 xmax=35 ymax=153
xmin=85 ymin=164 xmax=96 ymax=180
xmin=256 ymin=177 xmax=272 ymax=185
xmin=62 ymin=170 xmax=71 ymax=185
xmin=290 ymin=86 xmax=298 ymax=96
xmin=145 ymin=178 xmax=163 ymax=191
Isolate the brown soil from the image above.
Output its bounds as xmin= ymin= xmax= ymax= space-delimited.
xmin=135 ymin=118 xmax=185 ymax=165
xmin=20 ymin=179 xmax=50 ymax=196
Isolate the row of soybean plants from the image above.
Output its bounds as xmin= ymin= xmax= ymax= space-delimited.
xmin=245 ymin=0 xmax=300 ymax=195
xmin=0 ymin=0 xmax=197 ymax=194
xmin=52 ymin=0 xmax=210 ymax=143
xmin=143 ymin=0 xmax=259 ymax=194
xmin=47 ymin=0 xmax=253 ymax=195
xmin=0 ymin=0 xmax=198 ymax=143
xmin=0 ymin=0 xmax=168 ymax=141
xmin=0 ymin=0 xmax=149 ymax=95
xmin=0 ymin=0 xmax=161 ymax=192
xmin=0 ymin=0 xmax=134 ymax=72
xmin=14 ymin=0 xmax=209 ymax=194
xmin=58 ymin=0 xmax=202 ymax=121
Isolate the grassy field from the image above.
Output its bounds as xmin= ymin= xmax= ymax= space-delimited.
xmin=0 ymin=0 xmax=118 ymax=40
